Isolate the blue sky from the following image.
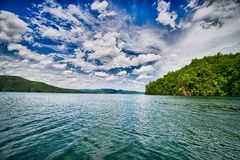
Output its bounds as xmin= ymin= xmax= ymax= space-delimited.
xmin=0 ymin=0 xmax=240 ymax=91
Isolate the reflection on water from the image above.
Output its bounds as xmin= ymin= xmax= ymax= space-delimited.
xmin=0 ymin=93 xmax=239 ymax=160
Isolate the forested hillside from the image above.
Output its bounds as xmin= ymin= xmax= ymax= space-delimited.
xmin=0 ymin=75 xmax=80 ymax=93
xmin=145 ymin=53 xmax=240 ymax=96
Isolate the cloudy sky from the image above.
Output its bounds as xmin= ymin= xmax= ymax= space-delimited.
xmin=0 ymin=0 xmax=240 ymax=91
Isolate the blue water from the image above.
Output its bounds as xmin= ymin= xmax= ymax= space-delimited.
xmin=0 ymin=93 xmax=240 ymax=160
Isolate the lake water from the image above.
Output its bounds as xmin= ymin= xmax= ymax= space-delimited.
xmin=0 ymin=93 xmax=239 ymax=160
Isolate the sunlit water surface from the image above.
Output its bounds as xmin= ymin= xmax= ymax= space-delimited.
xmin=0 ymin=93 xmax=240 ymax=160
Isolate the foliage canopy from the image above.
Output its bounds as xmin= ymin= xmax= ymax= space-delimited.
xmin=145 ymin=53 xmax=240 ymax=96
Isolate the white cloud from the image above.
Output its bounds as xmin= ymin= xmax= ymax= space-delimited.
xmin=7 ymin=43 xmax=68 ymax=71
xmin=121 ymin=27 xmax=167 ymax=54
xmin=177 ymin=20 xmax=191 ymax=29
xmin=106 ymin=75 xmax=117 ymax=81
xmin=156 ymin=0 xmax=178 ymax=29
xmin=185 ymin=0 xmax=198 ymax=10
xmin=41 ymin=3 xmax=80 ymax=25
xmin=83 ymin=32 xmax=120 ymax=60
xmin=74 ymin=48 xmax=85 ymax=58
xmin=130 ymin=54 xmax=161 ymax=66
xmin=52 ymin=63 xmax=66 ymax=69
xmin=79 ymin=31 xmax=162 ymax=71
xmin=41 ymin=27 xmax=61 ymax=39
xmin=136 ymin=74 xmax=152 ymax=80
xmin=90 ymin=0 xmax=116 ymax=19
xmin=0 ymin=10 xmax=32 ymax=42
xmin=97 ymin=53 xmax=161 ymax=70
xmin=192 ymin=1 xmax=238 ymax=22
xmin=116 ymin=70 xmax=127 ymax=76
xmin=63 ymin=29 xmax=162 ymax=74
xmin=193 ymin=6 xmax=215 ymax=22
xmin=91 ymin=0 xmax=108 ymax=12
xmin=133 ymin=65 xmax=154 ymax=75
xmin=98 ymin=11 xmax=116 ymax=20
xmin=64 ymin=56 xmax=98 ymax=72
xmin=7 ymin=43 xmax=45 ymax=61
xmin=34 ymin=22 xmax=86 ymax=44
xmin=95 ymin=71 xmax=109 ymax=77
xmin=67 ymin=4 xmax=94 ymax=25
xmin=94 ymin=71 xmax=118 ymax=81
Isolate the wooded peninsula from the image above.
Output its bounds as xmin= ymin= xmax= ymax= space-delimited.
xmin=145 ymin=53 xmax=240 ymax=96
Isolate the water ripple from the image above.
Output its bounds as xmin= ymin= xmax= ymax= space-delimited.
xmin=0 ymin=93 xmax=239 ymax=160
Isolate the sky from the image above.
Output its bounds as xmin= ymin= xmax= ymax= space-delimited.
xmin=0 ymin=0 xmax=240 ymax=91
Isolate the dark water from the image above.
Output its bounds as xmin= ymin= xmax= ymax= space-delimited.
xmin=0 ymin=93 xmax=240 ymax=160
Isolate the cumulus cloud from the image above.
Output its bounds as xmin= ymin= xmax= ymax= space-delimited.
xmin=116 ymin=70 xmax=127 ymax=76
xmin=131 ymin=54 xmax=161 ymax=66
xmin=121 ymin=27 xmax=167 ymax=54
xmin=156 ymin=0 xmax=178 ymax=29
xmin=98 ymin=11 xmax=116 ymax=20
xmin=192 ymin=0 xmax=239 ymax=27
xmin=41 ymin=2 xmax=81 ymax=25
xmin=136 ymin=74 xmax=152 ymax=80
xmin=90 ymin=0 xmax=116 ymax=19
xmin=132 ymin=65 xmax=154 ymax=75
xmin=67 ymin=4 xmax=95 ymax=25
xmin=106 ymin=75 xmax=117 ymax=81
xmin=81 ymin=31 xmax=162 ymax=71
xmin=94 ymin=72 xmax=118 ymax=81
xmin=91 ymin=0 xmax=108 ymax=12
xmin=95 ymin=71 xmax=109 ymax=77
xmin=83 ymin=32 xmax=120 ymax=60
xmin=74 ymin=48 xmax=84 ymax=58
xmin=0 ymin=10 xmax=32 ymax=42
xmin=30 ymin=17 xmax=87 ymax=45
xmin=7 ymin=43 xmax=69 ymax=71
xmin=7 ymin=43 xmax=45 ymax=61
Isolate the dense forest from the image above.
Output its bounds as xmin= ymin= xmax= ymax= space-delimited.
xmin=145 ymin=53 xmax=240 ymax=96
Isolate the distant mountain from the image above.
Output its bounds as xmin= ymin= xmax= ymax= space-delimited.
xmin=145 ymin=53 xmax=240 ymax=96
xmin=0 ymin=75 xmax=142 ymax=94
xmin=80 ymin=88 xmax=142 ymax=94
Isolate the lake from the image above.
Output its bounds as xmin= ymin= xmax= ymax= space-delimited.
xmin=0 ymin=93 xmax=239 ymax=160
